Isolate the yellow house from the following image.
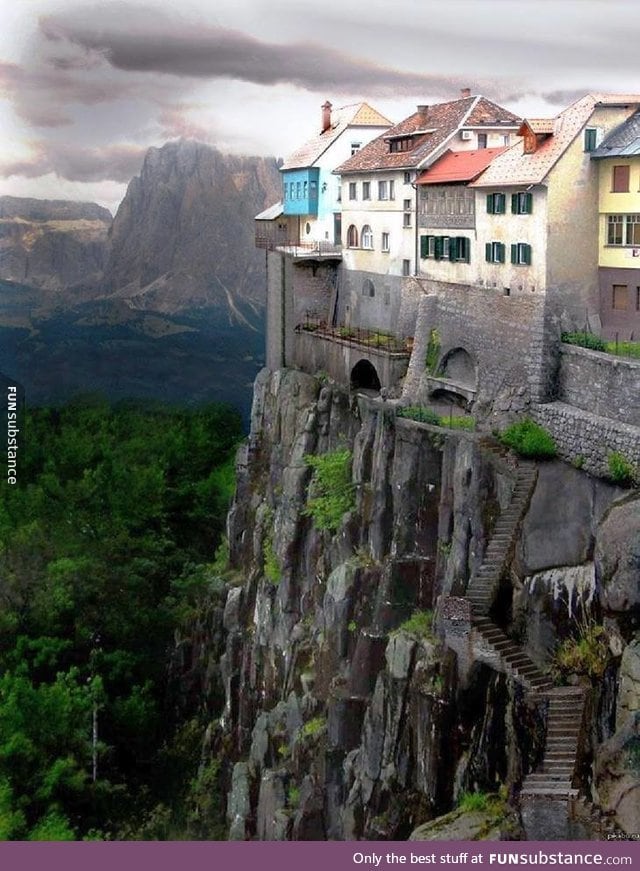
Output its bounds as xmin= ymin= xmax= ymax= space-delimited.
xmin=592 ymin=110 xmax=640 ymax=338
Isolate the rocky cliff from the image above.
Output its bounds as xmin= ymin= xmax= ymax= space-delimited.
xmin=0 ymin=196 xmax=111 ymax=291
xmin=192 ymin=367 xmax=640 ymax=841
xmin=105 ymin=140 xmax=280 ymax=320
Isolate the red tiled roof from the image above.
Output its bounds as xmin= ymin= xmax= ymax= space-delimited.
xmin=472 ymin=93 xmax=640 ymax=188
xmin=281 ymin=102 xmax=391 ymax=170
xmin=336 ymin=96 xmax=520 ymax=174
xmin=416 ymin=147 xmax=507 ymax=184
xmin=520 ymin=118 xmax=554 ymax=135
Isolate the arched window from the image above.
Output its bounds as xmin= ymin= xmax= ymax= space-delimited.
xmin=347 ymin=225 xmax=359 ymax=247
xmin=362 ymin=278 xmax=375 ymax=298
xmin=361 ymin=224 xmax=373 ymax=249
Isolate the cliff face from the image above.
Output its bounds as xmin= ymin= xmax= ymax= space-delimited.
xmin=0 ymin=196 xmax=111 ymax=291
xmin=202 ymin=368 xmax=640 ymax=841
xmin=105 ymin=140 xmax=281 ymax=319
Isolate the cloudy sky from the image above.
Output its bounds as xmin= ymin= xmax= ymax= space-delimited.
xmin=1 ymin=0 xmax=639 ymax=213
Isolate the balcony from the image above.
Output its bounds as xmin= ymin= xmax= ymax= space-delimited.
xmin=255 ymin=235 xmax=342 ymax=260
xmin=298 ymin=316 xmax=412 ymax=354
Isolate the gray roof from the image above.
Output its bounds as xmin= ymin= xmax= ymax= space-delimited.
xmin=592 ymin=110 xmax=640 ymax=157
xmin=255 ymin=201 xmax=283 ymax=221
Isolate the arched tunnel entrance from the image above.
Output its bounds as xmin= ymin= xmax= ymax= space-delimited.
xmin=351 ymin=359 xmax=381 ymax=392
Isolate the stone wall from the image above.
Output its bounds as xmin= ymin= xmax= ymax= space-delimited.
xmin=531 ymin=401 xmax=640 ymax=479
xmin=293 ymin=330 xmax=410 ymax=392
xmin=402 ymin=279 xmax=554 ymax=412
xmin=557 ymin=344 xmax=640 ymax=427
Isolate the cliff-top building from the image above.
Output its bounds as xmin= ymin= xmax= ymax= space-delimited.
xmin=255 ymin=101 xmax=391 ymax=253
xmin=591 ymin=108 xmax=640 ymax=338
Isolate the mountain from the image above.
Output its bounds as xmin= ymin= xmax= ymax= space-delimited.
xmin=105 ymin=140 xmax=280 ymax=321
xmin=0 ymin=142 xmax=282 ymax=418
xmin=0 ymin=196 xmax=111 ymax=292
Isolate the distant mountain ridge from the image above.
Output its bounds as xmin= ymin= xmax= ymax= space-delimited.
xmin=105 ymin=140 xmax=280 ymax=319
xmin=0 ymin=196 xmax=111 ymax=291
xmin=0 ymin=141 xmax=282 ymax=415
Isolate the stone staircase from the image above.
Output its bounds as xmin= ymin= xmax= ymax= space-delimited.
xmin=473 ymin=617 xmax=553 ymax=692
xmin=521 ymin=687 xmax=586 ymax=798
xmin=467 ymin=445 xmax=537 ymax=620
xmin=463 ymin=440 xmax=584 ymax=801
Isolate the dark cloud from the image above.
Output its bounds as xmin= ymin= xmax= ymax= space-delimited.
xmin=38 ymin=5 xmax=504 ymax=98
xmin=0 ymin=142 xmax=146 ymax=182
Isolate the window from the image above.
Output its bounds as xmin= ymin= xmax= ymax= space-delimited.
xmin=478 ymin=133 xmax=488 ymax=149
xmin=303 ymin=181 xmax=308 ymax=199
xmin=510 ymin=242 xmax=532 ymax=265
xmin=362 ymin=278 xmax=375 ymax=297
xmin=486 ymin=193 xmax=506 ymax=214
xmin=422 ymin=235 xmax=470 ymax=262
xmin=451 ymin=236 xmax=470 ymax=262
xmin=351 ymin=142 xmax=361 ymax=156
xmin=361 ymin=224 xmax=373 ymax=249
xmin=381 ymin=232 xmax=390 ymax=252
xmin=403 ymin=212 xmax=412 ymax=228
xmin=349 ymin=182 xmax=357 ymax=201
xmin=502 ymin=134 xmax=510 ymax=146
xmin=402 ymin=259 xmax=411 ymax=276
xmin=612 ymin=165 xmax=630 ymax=192
xmin=584 ymin=128 xmax=597 ymax=152
xmin=347 ymin=225 xmax=358 ymax=247
xmin=305 ymin=222 xmax=311 ymax=235
xmin=403 ymin=198 xmax=412 ymax=210
xmin=362 ymin=181 xmax=371 ymax=200
xmin=626 ymin=214 xmax=640 ymax=245
xmin=389 ymin=137 xmax=412 ymax=153
xmin=485 ymin=241 xmax=506 ymax=263
xmin=283 ymin=182 xmax=288 ymax=200
xmin=612 ymin=284 xmax=628 ymax=310
xmin=420 ymin=235 xmax=435 ymax=258
xmin=378 ymin=180 xmax=388 ymax=200
xmin=608 ymin=214 xmax=624 ymax=245
xmin=310 ymin=180 xmax=317 ymax=199
xmin=296 ymin=181 xmax=301 ymax=199
xmin=511 ymin=192 xmax=533 ymax=214
xmin=336 ymin=184 xmax=341 ymax=203
xmin=403 ymin=172 xmax=411 ymax=184
xmin=389 ymin=180 xmax=395 ymax=200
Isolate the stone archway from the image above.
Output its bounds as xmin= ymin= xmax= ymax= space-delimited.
xmin=351 ymin=359 xmax=381 ymax=392
xmin=439 ymin=347 xmax=477 ymax=390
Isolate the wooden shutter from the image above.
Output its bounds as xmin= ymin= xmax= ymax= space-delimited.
xmin=486 ymin=194 xmax=494 ymax=214
xmin=524 ymin=192 xmax=533 ymax=214
xmin=485 ymin=242 xmax=492 ymax=262
xmin=434 ymin=236 xmax=443 ymax=260
xmin=511 ymin=243 xmax=518 ymax=264
xmin=613 ymin=165 xmax=630 ymax=192
xmin=523 ymin=244 xmax=532 ymax=265
xmin=420 ymin=235 xmax=428 ymax=258
xmin=511 ymin=194 xmax=518 ymax=214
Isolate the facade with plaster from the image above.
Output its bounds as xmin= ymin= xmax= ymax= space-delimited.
xmin=591 ymin=109 xmax=640 ymax=337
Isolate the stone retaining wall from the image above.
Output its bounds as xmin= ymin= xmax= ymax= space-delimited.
xmin=557 ymin=344 xmax=640 ymax=427
xmin=531 ymin=401 xmax=640 ymax=480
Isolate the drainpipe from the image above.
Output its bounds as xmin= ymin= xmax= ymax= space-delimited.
xmin=413 ymin=175 xmax=419 ymax=276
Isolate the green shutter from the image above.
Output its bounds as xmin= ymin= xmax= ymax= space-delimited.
xmin=511 ymin=193 xmax=518 ymax=214
xmin=448 ymin=237 xmax=455 ymax=262
xmin=524 ymin=192 xmax=533 ymax=214
xmin=486 ymin=194 xmax=494 ymax=214
xmin=511 ymin=243 xmax=517 ymax=264
xmin=434 ymin=236 xmax=443 ymax=260
xmin=524 ymin=244 xmax=532 ymax=265
xmin=496 ymin=194 xmax=505 ymax=214
xmin=485 ymin=242 xmax=492 ymax=262
xmin=420 ymin=235 xmax=428 ymax=259
xmin=498 ymin=243 xmax=505 ymax=263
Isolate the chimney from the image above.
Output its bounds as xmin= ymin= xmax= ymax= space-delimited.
xmin=417 ymin=104 xmax=429 ymax=114
xmin=322 ymin=101 xmax=332 ymax=132
xmin=460 ymin=88 xmax=471 ymax=98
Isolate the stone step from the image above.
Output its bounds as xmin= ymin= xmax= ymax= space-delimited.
xmin=525 ymin=773 xmax=573 ymax=782
xmin=520 ymin=786 xmax=578 ymax=798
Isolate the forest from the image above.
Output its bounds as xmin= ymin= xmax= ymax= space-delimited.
xmin=0 ymin=397 xmax=243 ymax=839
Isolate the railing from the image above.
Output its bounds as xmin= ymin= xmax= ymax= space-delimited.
xmin=297 ymin=314 xmax=412 ymax=354
xmin=255 ymin=235 xmax=342 ymax=257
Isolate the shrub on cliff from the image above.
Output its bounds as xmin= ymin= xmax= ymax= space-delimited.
xmin=500 ymin=418 xmax=557 ymax=459
xmin=304 ymin=449 xmax=355 ymax=531
xmin=561 ymin=331 xmax=607 ymax=352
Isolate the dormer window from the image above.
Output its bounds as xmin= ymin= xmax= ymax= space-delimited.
xmin=351 ymin=142 xmax=361 ymax=156
xmin=389 ymin=137 xmax=413 ymax=153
